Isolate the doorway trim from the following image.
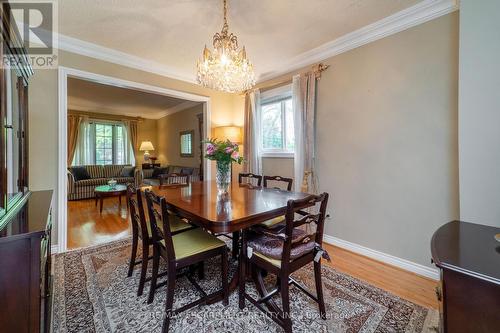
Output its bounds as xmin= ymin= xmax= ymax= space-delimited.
xmin=57 ymin=66 xmax=211 ymax=253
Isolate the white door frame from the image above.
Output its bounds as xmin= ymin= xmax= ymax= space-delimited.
xmin=57 ymin=66 xmax=211 ymax=253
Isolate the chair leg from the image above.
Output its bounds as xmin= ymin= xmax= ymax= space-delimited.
xmin=162 ymin=265 xmax=176 ymax=333
xmin=137 ymin=243 xmax=149 ymax=296
xmin=222 ymin=248 xmax=229 ymax=306
xmin=197 ymin=261 xmax=205 ymax=280
xmin=314 ymin=261 xmax=326 ymax=319
xmin=238 ymin=231 xmax=246 ymax=309
xmin=148 ymin=246 xmax=160 ymax=304
xmin=232 ymin=231 xmax=239 ymax=259
xmin=280 ymin=275 xmax=293 ymax=333
xmin=127 ymin=230 xmax=138 ymax=277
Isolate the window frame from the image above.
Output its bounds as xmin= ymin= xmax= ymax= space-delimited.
xmin=93 ymin=122 xmax=125 ymax=165
xmin=180 ymin=130 xmax=194 ymax=158
xmin=260 ymin=96 xmax=294 ymax=158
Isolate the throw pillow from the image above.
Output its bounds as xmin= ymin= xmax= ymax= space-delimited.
xmin=120 ymin=166 xmax=135 ymax=177
xmin=70 ymin=166 xmax=90 ymax=181
xmin=180 ymin=167 xmax=193 ymax=175
xmin=152 ymin=167 xmax=167 ymax=178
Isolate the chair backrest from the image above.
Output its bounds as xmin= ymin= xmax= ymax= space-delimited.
xmin=144 ymin=189 xmax=175 ymax=261
xmin=263 ymin=175 xmax=293 ymax=191
xmin=238 ymin=173 xmax=262 ymax=186
xmin=126 ymin=184 xmax=149 ymax=241
xmin=282 ymin=193 xmax=329 ymax=265
xmin=159 ymin=173 xmax=190 ymax=186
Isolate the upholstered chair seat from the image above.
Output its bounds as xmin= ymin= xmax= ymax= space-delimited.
xmin=159 ymin=228 xmax=226 ymax=260
xmin=247 ymin=227 xmax=315 ymax=266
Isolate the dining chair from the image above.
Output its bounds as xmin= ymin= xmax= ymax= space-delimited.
xmin=257 ymin=175 xmax=294 ymax=229
xmin=263 ymin=175 xmax=293 ymax=191
xmin=159 ymin=173 xmax=190 ymax=186
xmin=239 ymin=193 xmax=330 ymax=333
xmin=126 ymin=184 xmax=196 ymax=296
xmin=238 ymin=172 xmax=263 ymax=187
xmin=144 ymin=189 xmax=229 ymax=332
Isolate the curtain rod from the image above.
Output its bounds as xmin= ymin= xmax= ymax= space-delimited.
xmin=250 ymin=62 xmax=331 ymax=94
xmin=68 ymin=110 xmax=144 ymax=122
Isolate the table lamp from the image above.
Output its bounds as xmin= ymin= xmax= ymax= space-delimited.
xmin=139 ymin=141 xmax=155 ymax=162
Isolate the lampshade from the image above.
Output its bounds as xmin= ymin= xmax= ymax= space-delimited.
xmin=139 ymin=141 xmax=154 ymax=151
xmin=213 ymin=126 xmax=242 ymax=144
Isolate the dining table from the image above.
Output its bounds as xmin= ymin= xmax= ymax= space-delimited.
xmin=149 ymin=180 xmax=312 ymax=302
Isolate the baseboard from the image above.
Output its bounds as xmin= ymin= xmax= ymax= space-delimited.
xmin=51 ymin=244 xmax=60 ymax=254
xmin=323 ymin=235 xmax=439 ymax=280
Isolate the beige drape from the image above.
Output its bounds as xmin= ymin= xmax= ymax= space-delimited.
xmin=128 ymin=121 xmax=138 ymax=163
xmin=243 ymin=89 xmax=262 ymax=174
xmin=67 ymin=115 xmax=82 ymax=165
xmin=293 ymin=72 xmax=318 ymax=193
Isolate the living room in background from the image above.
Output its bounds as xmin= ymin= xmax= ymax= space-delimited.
xmin=59 ymin=67 xmax=211 ymax=251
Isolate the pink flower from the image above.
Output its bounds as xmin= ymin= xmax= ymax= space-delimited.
xmin=206 ymin=144 xmax=216 ymax=155
xmin=225 ymin=146 xmax=234 ymax=154
xmin=231 ymin=151 xmax=239 ymax=159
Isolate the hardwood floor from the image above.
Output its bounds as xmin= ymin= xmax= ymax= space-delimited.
xmin=322 ymin=243 xmax=438 ymax=309
xmin=67 ymin=198 xmax=438 ymax=309
xmin=67 ymin=198 xmax=131 ymax=249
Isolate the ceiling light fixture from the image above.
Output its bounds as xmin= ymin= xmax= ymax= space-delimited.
xmin=196 ymin=0 xmax=256 ymax=93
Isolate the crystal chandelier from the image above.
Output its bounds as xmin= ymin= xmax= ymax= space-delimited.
xmin=196 ymin=0 xmax=256 ymax=93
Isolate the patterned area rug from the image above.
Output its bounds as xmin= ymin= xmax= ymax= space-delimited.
xmin=52 ymin=239 xmax=438 ymax=333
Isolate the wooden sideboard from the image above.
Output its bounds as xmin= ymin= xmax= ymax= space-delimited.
xmin=0 ymin=190 xmax=54 ymax=333
xmin=431 ymin=220 xmax=500 ymax=333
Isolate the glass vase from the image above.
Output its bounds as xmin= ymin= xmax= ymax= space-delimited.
xmin=216 ymin=160 xmax=231 ymax=194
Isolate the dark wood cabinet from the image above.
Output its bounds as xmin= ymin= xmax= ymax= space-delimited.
xmin=0 ymin=190 xmax=53 ymax=333
xmin=1 ymin=1 xmax=33 ymax=223
xmin=431 ymin=221 xmax=500 ymax=333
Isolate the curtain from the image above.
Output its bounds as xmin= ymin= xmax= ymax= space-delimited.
xmin=293 ymin=72 xmax=318 ymax=193
xmin=72 ymin=117 xmax=95 ymax=166
xmin=121 ymin=121 xmax=136 ymax=166
xmin=128 ymin=120 xmax=138 ymax=164
xmin=243 ymin=89 xmax=262 ymax=174
xmin=67 ymin=115 xmax=82 ymax=165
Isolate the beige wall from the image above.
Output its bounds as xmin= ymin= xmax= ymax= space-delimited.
xmin=259 ymin=13 xmax=460 ymax=268
xmin=136 ymin=118 xmax=158 ymax=164
xmin=157 ymin=104 xmax=203 ymax=168
xmin=29 ymin=50 xmax=240 ymax=245
xmin=458 ymin=0 xmax=500 ymax=227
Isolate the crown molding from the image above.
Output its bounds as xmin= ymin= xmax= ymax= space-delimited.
xmin=162 ymin=101 xmax=201 ymax=118
xmin=257 ymin=0 xmax=459 ymax=82
xmin=57 ymin=33 xmax=198 ymax=84
xmin=56 ymin=0 xmax=458 ymax=86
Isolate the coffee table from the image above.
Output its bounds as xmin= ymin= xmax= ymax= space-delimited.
xmin=94 ymin=184 xmax=128 ymax=214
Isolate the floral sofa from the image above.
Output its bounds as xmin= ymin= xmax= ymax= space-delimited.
xmin=139 ymin=165 xmax=201 ymax=186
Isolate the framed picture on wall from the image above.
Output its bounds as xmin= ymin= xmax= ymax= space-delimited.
xmin=180 ymin=130 xmax=194 ymax=157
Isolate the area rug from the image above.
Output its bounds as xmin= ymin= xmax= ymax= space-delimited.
xmin=52 ymin=239 xmax=439 ymax=333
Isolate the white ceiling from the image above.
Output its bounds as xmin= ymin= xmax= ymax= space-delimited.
xmin=57 ymin=0 xmax=423 ymax=81
xmin=67 ymin=77 xmax=201 ymax=119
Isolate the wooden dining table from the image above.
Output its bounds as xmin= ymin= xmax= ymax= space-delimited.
xmin=149 ymin=180 xmax=311 ymax=301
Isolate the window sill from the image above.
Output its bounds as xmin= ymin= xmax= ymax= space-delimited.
xmin=261 ymin=152 xmax=294 ymax=159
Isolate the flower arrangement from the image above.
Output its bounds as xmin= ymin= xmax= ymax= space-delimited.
xmin=204 ymin=138 xmax=243 ymax=193
xmin=204 ymin=138 xmax=244 ymax=164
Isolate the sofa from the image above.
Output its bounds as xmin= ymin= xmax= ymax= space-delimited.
xmin=139 ymin=165 xmax=201 ymax=186
xmin=67 ymin=164 xmax=141 ymax=200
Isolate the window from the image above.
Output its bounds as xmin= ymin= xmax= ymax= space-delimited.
xmin=180 ymin=130 xmax=194 ymax=157
xmin=261 ymin=97 xmax=294 ymax=156
xmin=94 ymin=123 xmax=128 ymax=165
